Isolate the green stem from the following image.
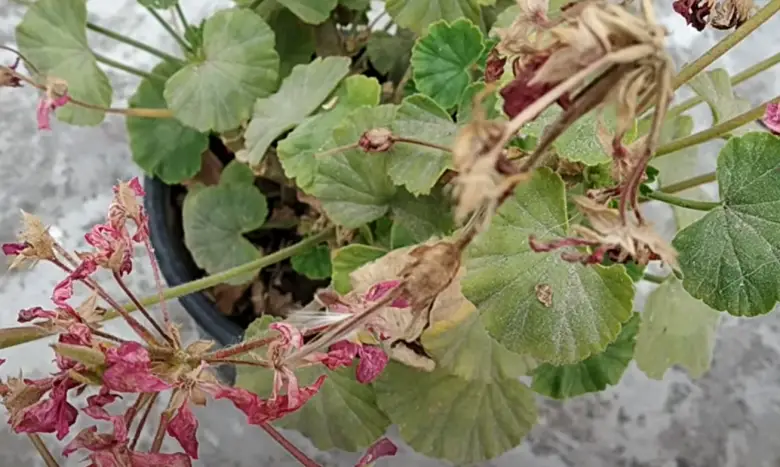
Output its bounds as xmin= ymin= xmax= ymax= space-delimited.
xmin=655 ymin=95 xmax=779 ymax=158
xmin=0 ymin=228 xmax=335 ymax=350
xmin=660 ymin=171 xmax=717 ymax=194
xmin=146 ymin=7 xmax=192 ymax=54
xmin=643 ymin=191 xmax=720 ymax=211
xmin=642 ymin=273 xmax=668 ymax=285
xmin=672 ymin=0 xmax=780 ymax=90
xmin=86 ymin=22 xmax=182 ymax=65
xmin=175 ymin=4 xmax=190 ymax=33
xmin=92 ymin=52 xmax=160 ymax=81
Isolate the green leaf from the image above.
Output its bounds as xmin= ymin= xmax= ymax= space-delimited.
xmin=138 ymin=0 xmax=178 ymax=7
xmin=307 ymin=105 xmax=398 ymax=227
xmin=238 ymin=56 xmax=351 ymax=166
xmin=391 ymin=188 xmax=454 ymax=243
xmin=457 ymin=81 xmax=501 ymax=123
xmin=522 ymin=107 xmax=612 ymax=166
xmin=374 ymin=362 xmax=538 ymax=464
xmin=266 ymin=7 xmax=316 ymax=80
xmin=463 ymin=168 xmax=635 ymax=364
xmin=127 ymin=61 xmax=209 ymax=184
xmin=291 ymin=245 xmax=332 ymax=280
xmin=532 ymin=313 xmax=639 ymax=399
xmin=182 ymin=177 xmax=268 ymax=285
xmin=411 ymin=19 xmax=484 ymax=110
xmin=385 ymin=0 xmax=481 ymax=34
xmin=687 ymin=69 xmax=752 ymax=131
xmin=673 ymin=133 xmax=780 ymax=317
xmin=339 ymin=0 xmax=371 ymax=10
xmin=389 ymin=95 xmax=457 ymax=194
xmin=236 ymin=356 xmax=390 ymax=452
xmin=277 ymin=0 xmax=338 ymax=24
xmin=220 ymin=160 xmax=256 ymax=185
xmin=164 ymin=8 xmax=280 ymax=132
xmin=422 ymin=304 xmax=537 ymax=381
xmin=366 ymin=30 xmax=415 ymax=83
xmin=277 ymin=75 xmax=381 ymax=188
xmin=331 ymin=244 xmax=388 ymax=294
xmin=16 ymin=0 xmax=112 ymax=126
xmin=635 ymin=277 xmax=719 ymax=380
xmin=390 ymin=223 xmax=417 ymax=249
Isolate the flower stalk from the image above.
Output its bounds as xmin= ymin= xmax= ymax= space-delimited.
xmin=85 ymin=22 xmax=183 ymax=65
xmin=146 ymin=7 xmax=192 ymax=54
xmin=27 ymin=434 xmax=59 ymax=467
xmin=643 ymin=191 xmax=721 ymax=211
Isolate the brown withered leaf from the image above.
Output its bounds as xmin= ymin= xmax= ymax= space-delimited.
xmin=182 ymin=151 xmax=224 ymax=188
xmin=213 ymin=282 xmax=251 ymax=316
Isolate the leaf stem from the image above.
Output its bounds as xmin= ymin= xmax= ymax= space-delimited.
xmin=393 ymin=136 xmax=451 ymax=152
xmin=248 ymin=0 xmax=264 ymax=9
xmin=92 ymin=52 xmax=161 ymax=81
xmin=259 ymin=422 xmax=320 ymax=467
xmin=642 ymin=273 xmax=668 ymax=284
xmin=671 ymin=0 xmax=780 ymax=90
xmin=654 ymin=95 xmax=779 ymax=158
xmin=146 ymin=7 xmax=192 ymax=54
xmin=86 ymin=22 xmax=183 ymax=65
xmin=660 ymin=171 xmax=717 ymax=194
xmin=643 ymin=191 xmax=720 ymax=211
xmin=27 ymin=434 xmax=59 ymax=467
xmin=175 ymin=4 xmax=190 ymax=33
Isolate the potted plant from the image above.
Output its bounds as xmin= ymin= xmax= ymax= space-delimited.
xmin=1 ymin=0 xmax=780 ymax=465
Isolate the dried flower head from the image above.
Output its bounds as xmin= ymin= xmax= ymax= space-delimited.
xmin=673 ymin=0 xmax=753 ymax=30
xmin=37 ymin=76 xmax=70 ymax=130
xmin=0 ymin=58 xmax=22 ymax=88
xmin=2 ymin=211 xmax=56 ymax=269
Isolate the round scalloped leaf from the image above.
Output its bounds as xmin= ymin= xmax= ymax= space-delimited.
xmin=389 ymin=95 xmax=457 ymax=194
xmin=531 ymin=312 xmax=639 ymax=399
xmin=266 ymin=7 xmax=316 ymax=80
xmin=422 ymin=300 xmax=538 ymax=381
xmin=306 ymin=105 xmax=398 ymax=228
xmin=457 ymin=81 xmax=501 ymax=123
xmin=235 ymin=360 xmax=390 ymax=452
xmin=182 ymin=177 xmax=268 ymax=286
xmin=277 ymin=75 xmax=381 ymax=188
xmin=386 ymin=0 xmax=481 ymax=34
xmin=291 ymin=245 xmax=332 ymax=280
xmin=138 ymin=0 xmax=178 ymax=7
xmin=238 ymin=56 xmax=351 ymax=166
xmin=366 ymin=30 xmax=415 ymax=83
xmin=331 ymin=244 xmax=388 ymax=294
xmin=127 ymin=61 xmax=208 ymax=184
xmin=164 ymin=8 xmax=280 ymax=132
xmin=522 ymin=107 xmax=611 ymax=166
xmin=374 ymin=362 xmax=537 ymax=464
xmin=673 ymin=133 xmax=780 ymax=317
xmin=411 ymin=19 xmax=484 ymax=110
xmin=635 ymin=278 xmax=720 ymax=380
xmin=16 ymin=0 xmax=112 ymax=126
xmin=390 ymin=188 xmax=454 ymax=244
xmin=462 ymin=168 xmax=634 ymax=364
xmin=277 ymin=0 xmax=338 ymax=24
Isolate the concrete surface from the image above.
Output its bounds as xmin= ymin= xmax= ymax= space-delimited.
xmin=0 ymin=0 xmax=779 ymax=466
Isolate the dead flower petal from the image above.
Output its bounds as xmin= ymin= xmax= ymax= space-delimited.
xmin=355 ymin=437 xmax=398 ymax=467
xmin=167 ymin=403 xmax=200 ymax=459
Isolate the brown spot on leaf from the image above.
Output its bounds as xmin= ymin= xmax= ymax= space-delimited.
xmin=535 ymin=283 xmax=553 ymax=307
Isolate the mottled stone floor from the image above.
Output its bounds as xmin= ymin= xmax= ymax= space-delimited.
xmin=0 ymin=0 xmax=779 ymax=466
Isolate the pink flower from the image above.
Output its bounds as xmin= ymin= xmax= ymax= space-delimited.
xmin=36 ymin=94 xmax=70 ymax=131
xmin=355 ymin=437 xmax=398 ymax=466
xmin=763 ymin=103 xmax=780 ymax=134
xmin=2 ymin=242 xmax=28 ymax=256
xmin=364 ymin=280 xmax=410 ymax=308
xmin=101 ymin=342 xmax=171 ymax=393
xmin=52 ymin=259 xmax=97 ymax=309
xmin=0 ymin=358 xmax=5 ymax=366
xmin=84 ymin=225 xmax=133 ymax=275
xmin=17 ymin=306 xmax=57 ymax=323
xmin=12 ymin=378 xmax=78 ymax=440
xmin=167 ymin=403 xmax=199 ymax=459
xmin=324 ymin=341 xmax=389 ymax=384
xmin=56 ymin=324 xmax=93 ymax=370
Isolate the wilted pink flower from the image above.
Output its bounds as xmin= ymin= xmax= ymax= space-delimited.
xmin=101 ymin=342 xmax=171 ymax=393
xmin=52 ymin=259 xmax=97 ymax=310
xmin=12 ymin=377 xmax=78 ymax=440
xmin=55 ymin=324 xmax=93 ymax=370
xmin=110 ymin=177 xmax=148 ymax=243
xmin=36 ymin=94 xmax=70 ymax=131
xmin=763 ymin=103 xmax=780 ymax=134
xmin=2 ymin=242 xmax=28 ymax=256
xmin=167 ymin=403 xmax=199 ymax=459
xmin=500 ymin=55 xmax=571 ymax=119
xmin=17 ymin=306 xmax=57 ymax=323
xmin=356 ymin=437 xmax=398 ymax=466
xmin=84 ymin=224 xmax=133 ymax=276
xmin=324 ymin=341 xmax=389 ymax=384
xmin=672 ymin=0 xmax=711 ymax=30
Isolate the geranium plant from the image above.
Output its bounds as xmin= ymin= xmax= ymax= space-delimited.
xmin=1 ymin=0 xmax=780 ymax=465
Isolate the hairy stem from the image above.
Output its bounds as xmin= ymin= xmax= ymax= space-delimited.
xmin=259 ymin=422 xmax=321 ymax=467
xmin=643 ymin=191 xmax=720 ymax=211
xmin=203 ymin=357 xmax=272 ymax=368
xmin=27 ymin=434 xmax=59 ymax=467
xmin=86 ymin=22 xmax=182 ymax=65
xmin=655 ymin=94 xmax=780 ymax=158
xmin=114 ymin=272 xmax=173 ymax=345
xmin=93 ymin=52 xmax=160 ymax=81
xmin=672 ymin=0 xmax=780 ymax=90
xmin=205 ymin=335 xmax=277 ymax=360
xmin=660 ymin=171 xmax=717 ymax=194
xmin=130 ymin=394 xmax=157 ymax=451
xmin=150 ymin=413 xmax=169 ymax=453
xmin=393 ymin=136 xmax=452 ymax=152
xmin=642 ymin=273 xmax=668 ymax=284
xmin=146 ymin=7 xmax=192 ymax=54
xmin=142 ymin=235 xmax=173 ymax=338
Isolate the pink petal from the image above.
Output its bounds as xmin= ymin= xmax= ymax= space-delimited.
xmin=56 ymin=324 xmax=93 ymax=370
xmin=102 ymin=364 xmax=171 ymax=393
xmin=355 ymin=346 xmax=389 ymax=384
xmin=17 ymin=306 xmax=57 ymax=323
xmin=248 ymin=375 xmax=326 ymax=425
xmin=14 ymin=382 xmax=78 ymax=440
xmin=2 ymin=242 xmax=28 ymax=256
xmin=52 ymin=95 xmax=70 ymax=107
xmin=128 ymin=177 xmax=145 ymax=197
xmin=270 ymin=322 xmax=304 ymax=349
xmin=62 ymin=426 xmax=115 ymax=457
xmin=83 ymin=406 xmax=127 ymax=444
xmin=0 ymin=358 xmax=5 ymax=366
xmin=763 ymin=103 xmax=780 ymax=134
xmin=52 ymin=278 xmax=74 ymax=309
xmin=86 ymin=387 xmax=121 ymax=409
xmin=104 ymin=342 xmax=152 ymax=366
xmin=167 ymin=403 xmax=199 ymax=459
xmin=71 ymin=259 xmax=98 ymax=280
xmin=199 ymin=383 xmax=259 ymax=416
xmin=321 ymin=340 xmax=360 ymax=370
xmin=364 ymin=281 xmax=410 ymax=308
xmin=355 ymin=437 xmax=398 ymax=466
xmin=130 ymin=451 xmax=192 ymax=467
xmin=36 ymin=98 xmax=52 ymax=130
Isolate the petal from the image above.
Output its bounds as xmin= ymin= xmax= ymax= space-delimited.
xmin=355 ymin=437 xmax=398 ymax=466
xmin=355 ymin=346 xmax=389 ymax=384
xmin=83 ymin=406 xmax=127 ymax=444
xmin=36 ymin=98 xmax=53 ymax=131
xmin=17 ymin=306 xmax=57 ymax=323
xmin=86 ymin=387 xmax=121 ymax=409
xmin=130 ymin=451 xmax=192 ymax=467
xmin=763 ymin=103 xmax=780 ymax=134
xmin=104 ymin=342 xmax=152 ymax=366
xmin=127 ymin=177 xmax=145 ymax=197
xmin=102 ymin=363 xmax=171 ymax=393
xmin=52 ymin=278 xmax=74 ymax=309
xmin=62 ymin=426 xmax=114 ymax=457
xmin=2 ymin=242 xmax=29 ymax=256
xmin=199 ymin=382 xmax=260 ymax=417
xmin=167 ymin=403 xmax=199 ymax=459
xmin=364 ymin=280 xmax=401 ymax=302
xmin=320 ymin=340 xmax=359 ymax=370
xmin=269 ymin=322 xmax=304 ymax=349
xmin=248 ymin=375 xmax=326 ymax=425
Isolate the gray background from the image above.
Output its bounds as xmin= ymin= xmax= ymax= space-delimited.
xmin=0 ymin=0 xmax=779 ymax=465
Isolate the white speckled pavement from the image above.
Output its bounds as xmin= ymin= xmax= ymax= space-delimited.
xmin=0 ymin=1 xmax=779 ymax=465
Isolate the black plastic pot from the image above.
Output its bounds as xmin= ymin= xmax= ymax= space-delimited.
xmin=144 ymin=175 xmax=241 ymax=382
